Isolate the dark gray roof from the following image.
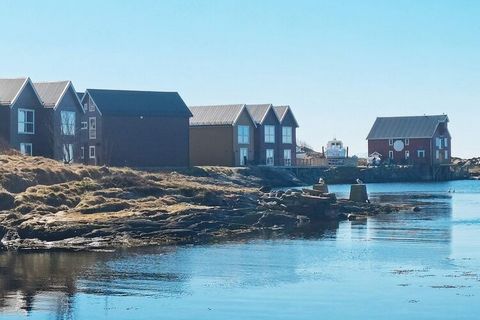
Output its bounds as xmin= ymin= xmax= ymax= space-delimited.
xmin=0 ymin=78 xmax=28 ymax=106
xmin=34 ymin=81 xmax=70 ymax=107
xmin=366 ymin=115 xmax=449 ymax=140
xmin=273 ymin=105 xmax=299 ymax=127
xmin=189 ymin=104 xmax=247 ymax=126
xmin=86 ymin=89 xmax=192 ymax=117
xmin=246 ymin=104 xmax=273 ymax=124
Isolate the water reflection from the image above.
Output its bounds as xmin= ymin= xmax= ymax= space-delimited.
xmin=0 ymin=183 xmax=467 ymax=319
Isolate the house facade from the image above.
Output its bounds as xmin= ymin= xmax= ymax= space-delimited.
xmin=246 ymin=104 xmax=281 ymax=166
xmin=80 ymin=89 xmax=192 ymax=167
xmin=0 ymin=78 xmax=50 ymax=156
xmin=273 ymin=105 xmax=298 ymax=166
xmin=366 ymin=115 xmax=451 ymax=166
xmin=34 ymin=81 xmax=84 ymax=163
xmin=189 ymin=104 xmax=255 ymax=166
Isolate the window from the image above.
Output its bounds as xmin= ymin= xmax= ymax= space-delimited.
xmin=445 ymin=150 xmax=449 ymax=160
xmin=388 ymin=150 xmax=394 ymax=159
xmin=83 ymin=103 xmax=88 ymax=112
xmin=18 ymin=109 xmax=35 ymax=134
xmin=237 ymin=125 xmax=249 ymax=144
xmin=405 ymin=150 xmax=410 ymax=159
xmin=266 ymin=149 xmax=274 ymax=165
xmin=240 ymin=147 xmax=248 ymax=166
xmin=89 ymin=117 xmax=97 ymax=139
xmin=20 ymin=143 xmax=32 ymax=156
xmin=282 ymin=126 xmax=292 ymax=144
xmin=61 ymin=111 xmax=76 ymax=136
xmin=284 ymin=149 xmax=292 ymax=166
xmin=63 ymin=144 xmax=74 ymax=163
xmin=89 ymin=97 xmax=95 ymax=112
xmin=81 ymin=121 xmax=88 ymax=130
xmin=264 ymin=125 xmax=275 ymax=143
xmin=405 ymin=139 xmax=410 ymax=146
xmin=444 ymin=138 xmax=448 ymax=148
xmin=417 ymin=150 xmax=425 ymax=158
xmin=81 ymin=146 xmax=85 ymax=159
xmin=89 ymin=146 xmax=96 ymax=159
xmin=436 ymin=150 xmax=440 ymax=159
xmin=389 ymin=139 xmax=393 ymax=146
xmin=436 ymin=138 xmax=442 ymax=149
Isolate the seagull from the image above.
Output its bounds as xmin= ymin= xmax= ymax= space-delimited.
xmin=356 ymin=178 xmax=363 ymax=184
xmin=318 ymin=177 xmax=325 ymax=184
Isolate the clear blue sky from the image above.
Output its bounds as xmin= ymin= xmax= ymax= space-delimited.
xmin=1 ymin=0 xmax=479 ymax=157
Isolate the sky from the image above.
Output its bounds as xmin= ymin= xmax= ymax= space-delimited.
xmin=1 ymin=0 xmax=479 ymax=158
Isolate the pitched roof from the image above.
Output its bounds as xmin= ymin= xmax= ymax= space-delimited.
xmin=33 ymin=81 xmax=70 ymax=108
xmin=245 ymin=104 xmax=273 ymax=124
xmin=189 ymin=104 xmax=249 ymax=126
xmin=273 ymin=105 xmax=299 ymax=127
xmin=0 ymin=78 xmax=28 ymax=106
xmin=86 ymin=89 xmax=192 ymax=117
xmin=366 ymin=115 xmax=449 ymax=140
xmin=76 ymin=92 xmax=84 ymax=100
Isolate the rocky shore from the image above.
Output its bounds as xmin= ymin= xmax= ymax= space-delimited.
xmin=0 ymin=155 xmax=412 ymax=251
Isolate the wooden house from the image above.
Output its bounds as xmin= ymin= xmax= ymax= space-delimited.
xmin=366 ymin=115 xmax=451 ymax=166
xmin=80 ymin=89 xmax=192 ymax=167
xmin=189 ymin=104 xmax=256 ymax=166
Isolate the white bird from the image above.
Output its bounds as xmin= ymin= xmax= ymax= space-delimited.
xmin=318 ymin=177 xmax=325 ymax=184
xmin=356 ymin=178 xmax=363 ymax=184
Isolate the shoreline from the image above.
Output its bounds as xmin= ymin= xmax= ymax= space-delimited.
xmin=0 ymin=155 xmax=420 ymax=252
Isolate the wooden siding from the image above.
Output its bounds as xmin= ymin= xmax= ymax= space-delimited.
xmin=190 ymin=126 xmax=234 ymax=166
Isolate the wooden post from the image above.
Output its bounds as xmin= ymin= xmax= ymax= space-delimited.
xmin=313 ymin=183 xmax=329 ymax=193
xmin=349 ymin=184 xmax=368 ymax=202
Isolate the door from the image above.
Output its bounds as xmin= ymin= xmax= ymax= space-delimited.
xmin=266 ymin=149 xmax=274 ymax=166
xmin=240 ymin=147 xmax=248 ymax=166
xmin=284 ymin=149 xmax=292 ymax=166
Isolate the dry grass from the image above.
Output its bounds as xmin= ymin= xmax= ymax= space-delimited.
xmin=0 ymin=154 xmax=258 ymax=226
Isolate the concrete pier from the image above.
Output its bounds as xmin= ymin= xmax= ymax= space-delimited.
xmin=349 ymin=184 xmax=368 ymax=202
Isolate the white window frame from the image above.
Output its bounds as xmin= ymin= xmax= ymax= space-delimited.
xmin=405 ymin=139 xmax=410 ymax=146
xmin=436 ymin=138 xmax=442 ymax=149
xmin=436 ymin=150 xmax=440 ymax=159
xmin=18 ymin=108 xmax=35 ymax=134
xmin=283 ymin=149 xmax=292 ymax=166
xmin=388 ymin=150 xmax=394 ymax=159
xmin=60 ymin=111 xmax=76 ymax=136
xmin=266 ymin=149 xmax=274 ymax=166
xmin=444 ymin=138 xmax=448 ymax=148
xmin=388 ymin=139 xmax=393 ymax=146
xmin=444 ymin=150 xmax=449 ymax=160
xmin=20 ymin=143 xmax=33 ymax=156
xmin=282 ymin=126 xmax=292 ymax=144
xmin=81 ymin=121 xmax=88 ymax=130
xmin=89 ymin=97 xmax=95 ymax=112
xmin=83 ymin=103 xmax=88 ymax=112
xmin=405 ymin=150 xmax=410 ymax=159
xmin=237 ymin=125 xmax=249 ymax=144
xmin=89 ymin=117 xmax=97 ymax=139
xmin=81 ymin=146 xmax=85 ymax=159
xmin=417 ymin=150 xmax=425 ymax=158
xmin=264 ymin=125 xmax=275 ymax=143
xmin=89 ymin=146 xmax=96 ymax=159
xmin=239 ymin=147 xmax=248 ymax=166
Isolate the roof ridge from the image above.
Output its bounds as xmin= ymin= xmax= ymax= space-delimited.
xmin=87 ymin=88 xmax=178 ymax=94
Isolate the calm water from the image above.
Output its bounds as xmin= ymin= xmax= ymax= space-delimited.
xmin=1 ymin=180 xmax=480 ymax=320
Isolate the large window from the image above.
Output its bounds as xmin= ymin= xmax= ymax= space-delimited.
xmin=61 ymin=111 xmax=76 ymax=136
xmin=18 ymin=109 xmax=34 ymax=134
xmin=238 ymin=125 xmax=249 ymax=144
xmin=264 ymin=125 xmax=275 ymax=143
xmin=20 ymin=143 xmax=32 ymax=156
xmin=282 ymin=126 xmax=292 ymax=144
xmin=266 ymin=149 xmax=274 ymax=166
xmin=283 ymin=149 xmax=292 ymax=166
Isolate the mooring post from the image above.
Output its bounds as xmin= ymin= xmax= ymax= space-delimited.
xmin=349 ymin=184 xmax=368 ymax=202
xmin=313 ymin=183 xmax=329 ymax=193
